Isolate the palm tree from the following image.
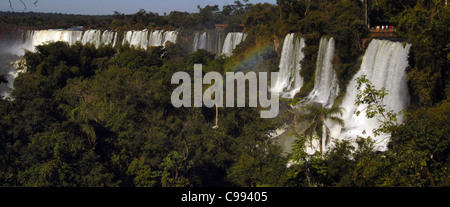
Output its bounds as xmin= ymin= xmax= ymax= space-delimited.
xmin=295 ymin=103 xmax=344 ymax=156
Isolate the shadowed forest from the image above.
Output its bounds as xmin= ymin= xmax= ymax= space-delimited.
xmin=0 ymin=0 xmax=448 ymax=187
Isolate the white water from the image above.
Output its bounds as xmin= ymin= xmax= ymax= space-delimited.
xmin=101 ymin=30 xmax=117 ymax=47
xmin=221 ymin=32 xmax=247 ymax=57
xmin=123 ymin=30 xmax=149 ymax=49
xmin=331 ymin=39 xmax=411 ymax=150
xmin=306 ymin=37 xmax=339 ymax=108
xmin=14 ymin=29 xmax=178 ymax=54
xmin=192 ymin=31 xmax=208 ymax=52
xmin=192 ymin=31 xmax=223 ymax=55
xmin=272 ymin=38 xmax=411 ymax=154
xmin=272 ymin=33 xmax=306 ymax=98
xmin=80 ymin=29 xmax=102 ymax=48
xmin=18 ymin=29 xmax=115 ymax=53
xmin=122 ymin=30 xmax=178 ymax=48
xmin=0 ymin=28 xmax=178 ymax=97
xmin=162 ymin=31 xmax=178 ymax=47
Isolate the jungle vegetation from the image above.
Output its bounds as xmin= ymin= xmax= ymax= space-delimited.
xmin=0 ymin=0 xmax=448 ymax=187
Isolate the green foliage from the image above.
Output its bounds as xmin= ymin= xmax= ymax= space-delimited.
xmin=0 ymin=41 xmax=289 ymax=187
xmin=388 ymin=101 xmax=450 ymax=186
xmin=393 ymin=4 xmax=450 ymax=105
xmin=244 ymin=3 xmax=284 ymax=38
xmin=293 ymin=103 xmax=344 ymax=156
xmin=298 ymin=33 xmax=320 ymax=97
xmin=0 ymin=0 xmax=449 ymax=187
xmin=355 ymin=75 xmax=401 ymax=136
xmin=156 ymin=151 xmax=193 ymax=187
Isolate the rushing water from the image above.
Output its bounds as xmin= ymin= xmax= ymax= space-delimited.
xmin=221 ymin=32 xmax=247 ymax=57
xmin=330 ymin=39 xmax=411 ymax=150
xmin=306 ymin=37 xmax=339 ymax=108
xmin=16 ymin=29 xmax=178 ymax=53
xmin=273 ymin=37 xmax=411 ymax=153
xmin=0 ymin=28 xmax=179 ymax=97
xmin=272 ymin=33 xmax=306 ymax=98
xmin=191 ymin=30 xmax=223 ymax=55
xmin=1 ymin=28 xmax=412 ymax=152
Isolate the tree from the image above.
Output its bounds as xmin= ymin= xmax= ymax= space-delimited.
xmin=355 ymin=75 xmax=401 ymax=136
xmin=156 ymin=150 xmax=193 ymax=187
xmin=294 ymin=104 xmax=344 ymax=156
xmin=393 ymin=3 xmax=449 ymax=105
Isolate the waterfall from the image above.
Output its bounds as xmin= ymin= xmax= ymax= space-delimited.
xmin=192 ymin=31 xmax=212 ymax=53
xmin=192 ymin=32 xmax=207 ymax=52
xmin=271 ymin=38 xmax=411 ymax=154
xmin=191 ymin=31 xmax=223 ymax=55
xmin=23 ymin=29 xmax=83 ymax=52
xmin=3 ymin=28 xmax=178 ymax=55
xmin=148 ymin=30 xmax=162 ymax=47
xmin=17 ymin=29 xmax=178 ymax=52
xmin=0 ymin=28 xmax=178 ymax=98
xmin=221 ymin=32 xmax=247 ymax=57
xmin=272 ymin=33 xmax=306 ymax=99
xmin=101 ymin=30 xmax=117 ymax=47
xmin=331 ymin=39 xmax=411 ymax=150
xmin=21 ymin=29 xmax=119 ymax=52
xmin=122 ymin=30 xmax=149 ymax=49
xmin=138 ymin=30 xmax=178 ymax=47
xmin=162 ymin=31 xmax=178 ymax=46
xmin=81 ymin=30 xmax=103 ymax=48
xmin=306 ymin=37 xmax=339 ymax=108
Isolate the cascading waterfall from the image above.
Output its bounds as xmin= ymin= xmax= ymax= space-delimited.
xmin=122 ymin=29 xmax=178 ymax=48
xmin=191 ymin=30 xmax=223 ymax=55
xmin=221 ymin=32 xmax=247 ymax=57
xmin=101 ymin=30 xmax=118 ymax=47
xmin=22 ymin=29 xmax=118 ymax=52
xmin=81 ymin=29 xmax=105 ymax=48
xmin=0 ymin=28 xmax=178 ymax=98
xmin=272 ymin=33 xmax=306 ymax=99
xmin=162 ymin=31 xmax=178 ymax=47
xmin=271 ymin=37 xmax=411 ymax=154
xmin=0 ymin=54 xmax=19 ymax=98
xmin=148 ymin=30 xmax=163 ymax=46
xmin=192 ymin=31 xmax=208 ymax=52
xmin=24 ymin=29 xmax=83 ymax=51
xmin=331 ymin=39 xmax=411 ymax=151
xmin=306 ymin=37 xmax=339 ymax=108
xmin=1 ymin=29 xmax=412 ymax=154
xmin=18 ymin=29 xmax=178 ymax=53
xmin=122 ymin=30 xmax=149 ymax=49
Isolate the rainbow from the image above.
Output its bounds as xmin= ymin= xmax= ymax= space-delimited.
xmin=224 ymin=38 xmax=278 ymax=73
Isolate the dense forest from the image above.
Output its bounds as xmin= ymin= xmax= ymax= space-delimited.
xmin=0 ymin=0 xmax=448 ymax=187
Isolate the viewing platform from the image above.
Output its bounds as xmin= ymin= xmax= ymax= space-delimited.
xmin=215 ymin=24 xmax=245 ymax=32
xmin=369 ymin=28 xmax=397 ymax=38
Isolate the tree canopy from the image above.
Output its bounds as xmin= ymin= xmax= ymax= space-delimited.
xmin=0 ymin=0 xmax=449 ymax=187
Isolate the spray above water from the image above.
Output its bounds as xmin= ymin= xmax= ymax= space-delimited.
xmin=18 ymin=29 xmax=178 ymax=54
xmin=0 ymin=29 xmax=179 ymax=98
xmin=272 ymin=37 xmax=411 ymax=154
xmin=332 ymin=39 xmax=411 ymax=150
xmin=1 ymin=28 xmax=412 ymax=153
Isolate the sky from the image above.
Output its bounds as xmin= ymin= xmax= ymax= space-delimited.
xmin=1 ymin=0 xmax=277 ymax=15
